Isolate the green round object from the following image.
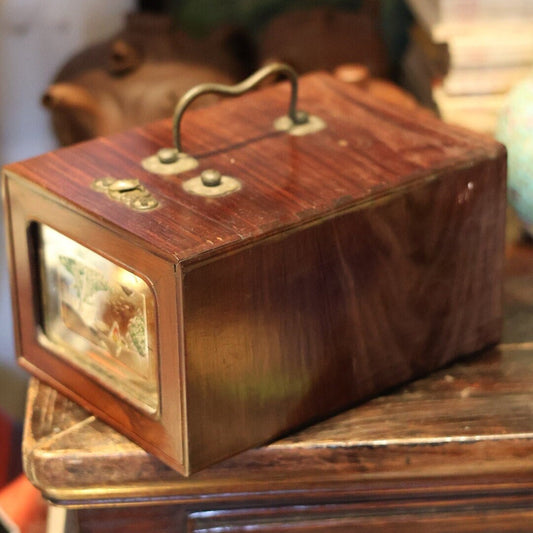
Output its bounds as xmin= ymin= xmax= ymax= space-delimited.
xmin=496 ymin=75 xmax=533 ymax=236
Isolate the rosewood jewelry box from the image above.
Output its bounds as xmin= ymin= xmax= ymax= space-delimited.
xmin=2 ymin=64 xmax=507 ymax=475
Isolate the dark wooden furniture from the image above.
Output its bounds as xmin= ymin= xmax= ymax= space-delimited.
xmin=4 ymin=70 xmax=506 ymax=475
xmin=23 ymin=222 xmax=533 ymax=531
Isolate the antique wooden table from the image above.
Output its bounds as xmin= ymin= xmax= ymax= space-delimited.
xmin=23 ymin=219 xmax=533 ymax=532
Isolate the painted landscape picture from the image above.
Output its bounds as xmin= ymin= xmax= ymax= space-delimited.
xmin=38 ymin=224 xmax=158 ymax=413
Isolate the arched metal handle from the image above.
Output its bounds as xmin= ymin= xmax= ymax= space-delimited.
xmin=172 ymin=62 xmax=308 ymax=153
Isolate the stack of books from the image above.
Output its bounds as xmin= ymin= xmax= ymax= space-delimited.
xmin=402 ymin=0 xmax=533 ymax=134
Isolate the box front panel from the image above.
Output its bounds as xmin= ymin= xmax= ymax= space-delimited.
xmin=3 ymin=171 xmax=186 ymax=472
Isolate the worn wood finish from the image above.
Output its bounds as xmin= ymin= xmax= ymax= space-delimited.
xmin=187 ymin=500 xmax=533 ymax=533
xmin=75 ymin=499 xmax=533 ymax=533
xmin=4 ymin=72 xmax=506 ymax=474
xmin=22 ymin=232 xmax=533 ymax=531
xmin=23 ymin=349 xmax=533 ymax=497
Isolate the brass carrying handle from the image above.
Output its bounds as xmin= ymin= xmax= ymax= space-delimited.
xmin=172 ymin=62 xmax=308 ymax=153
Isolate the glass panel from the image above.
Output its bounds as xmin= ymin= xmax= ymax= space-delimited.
xmin=38 ymin=224 xmax=159 ymax=415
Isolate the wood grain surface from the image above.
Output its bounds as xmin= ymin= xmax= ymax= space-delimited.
xmin=4 ymin=72 xmax=505 ymax=263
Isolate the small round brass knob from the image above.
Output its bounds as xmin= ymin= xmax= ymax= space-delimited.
xmin=157 ymin=148 xmax=178 ymax=164
xmin=201 ymin=169 xmax=222 ymax=187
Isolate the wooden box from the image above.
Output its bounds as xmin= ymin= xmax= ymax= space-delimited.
xmin=2 ymin=68 xmax=506 ymax=476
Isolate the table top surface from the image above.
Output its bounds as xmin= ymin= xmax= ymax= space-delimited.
xmin=22 ymin=215 xmax=533 ymax=506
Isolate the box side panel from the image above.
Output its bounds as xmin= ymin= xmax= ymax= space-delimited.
xmin=183 ymin=155 xmax=506 ymax=471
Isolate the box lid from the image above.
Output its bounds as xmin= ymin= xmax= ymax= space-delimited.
xmin=4 ymin=71 xmax=505 ymax=265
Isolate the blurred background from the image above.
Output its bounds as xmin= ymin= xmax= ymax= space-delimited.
xmin=1 ymin=2 xmax=532 ymax=528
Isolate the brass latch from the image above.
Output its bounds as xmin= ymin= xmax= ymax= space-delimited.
xmin=93 ymin=177 xmax=158 ymax=211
